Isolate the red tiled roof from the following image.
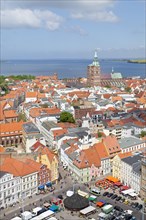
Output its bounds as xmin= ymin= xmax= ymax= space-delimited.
xmin=1 ymin=157 xmax=38 ymax=176
xmin=0 ymin=121 xmax=24 ymax=133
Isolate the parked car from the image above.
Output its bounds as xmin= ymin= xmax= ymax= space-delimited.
xmin=120 ymin=198 xmax=125 ymax=203
xmin=132 ymin=202 xmax=139 ymax=208
xmin=114 ymin=205 xmax=123 ymax=212
xmin=103 ymin=192 xmax=109 ymax=196
xmin=124 ymin=200 xmax=130 ymax=205
xmin=136 ymin=204 xmax=143 ymax=210
xmin=57 ymin=194 xmax=63 ymax=200
xmin=116 ymin=196 xmax=122 ymax=201
xmin=107 ymin=193 xmax=113 ymax=198
xmin=111 ymin=194 xmax=117 ymax=199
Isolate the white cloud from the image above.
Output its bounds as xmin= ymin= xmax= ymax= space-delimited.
xmin=71 ymin=10 xmax=118 ymax=22
xmin=1 ymin=8 xmax=63 ymax=30
xmin=1 ymin=0 xmax=118 ymax=23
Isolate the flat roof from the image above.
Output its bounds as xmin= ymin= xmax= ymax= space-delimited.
xmin=23 ymin=122 xmax=40 ymax=134
xmin=80 ymin=206 xmax=96 ymax=215
xmin=118 ymin=136 xmax=144 ymax=149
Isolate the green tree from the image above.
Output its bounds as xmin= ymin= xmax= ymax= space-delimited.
xmin=60 ymin=111 xmax=75 ymax=123
xmin=97 ymin=132 xmax=102 ymax=138
xmin=41 ymin=103 xmax=49 ymax=108
xmin=18 ymin=113 xmax=27 ymax=122
xmin=125 ymin=87 xmax=131 ymax=93
xmin=140 ymin=130 xmax=146 ymax=137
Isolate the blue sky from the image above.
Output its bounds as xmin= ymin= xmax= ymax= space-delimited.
xmin=1 ymin=0 xmax=145 ymax=59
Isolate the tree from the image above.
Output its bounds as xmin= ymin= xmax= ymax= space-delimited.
xmin=140 ymin=130 xmax=146 ymax=137
xmin=125 ymin=87 xmax=131 ymax=93
xmin=97 ymin=132 xmax=102 ymax=138
xmin=41 ymin=103 xmax=49 ymax=108
xmin=18 ymin=113 xmax=27 ymax=122
xmin=60 ymin=111 xmax=75 ymax=123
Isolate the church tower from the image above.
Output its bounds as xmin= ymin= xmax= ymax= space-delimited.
xmin=87 ymin=50 xmax=101 ymax=87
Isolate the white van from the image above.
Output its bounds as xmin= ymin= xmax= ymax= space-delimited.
xmin=32 ymin=207 xmax=42 ymax=217
xmin=21 ymin=211 xmax=32 ymax=220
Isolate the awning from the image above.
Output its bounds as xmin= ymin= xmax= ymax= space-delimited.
xmin=106 ymin=176 xmax=119 ymax=183
xmin=120 ymin=185 xmax=129 ymax=191
xmin=96 ymin=202 xmax=104 ymax=207
xmin=46 ymin=181 xmax=52 ymax=187
xmin=88 ymin=196 xmax=96 ymax=201
xmin=38 ymin=185 xmax=45 ymax=190
xmin=49 ymin=204 xmax=59 ymax=212
xmin=114 ymin=182 xmax=123 ymax=187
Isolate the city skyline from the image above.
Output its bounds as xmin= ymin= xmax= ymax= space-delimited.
xmin=1 ymin=0 xmax=145 ymax=59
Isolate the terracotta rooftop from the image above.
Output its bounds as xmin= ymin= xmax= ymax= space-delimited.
xmin=1 ymin=157 xmax=38 ymax=176
xmin=0 ymin=121 xmax=24 ymax=133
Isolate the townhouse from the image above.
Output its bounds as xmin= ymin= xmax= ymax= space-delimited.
xmin=22 ymin=122 xmax=40 ymax=152
xmin=25 ymin=158 xmax=51 ymax=189
xmin=112 ymin=152 xmax=132 ymax=180
xmin=35 ymin=145 xmax=59 ymax=184
xmin=1 ymin=158 xmax=38 ymax=200
xmin=0 ymin=171 xmax=21 ymax=209
xmin=121 ymin=153 xmax=142 ymax=193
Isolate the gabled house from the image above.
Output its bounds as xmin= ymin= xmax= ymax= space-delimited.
xmin=35 ymin=146 xmax=59 ymax=184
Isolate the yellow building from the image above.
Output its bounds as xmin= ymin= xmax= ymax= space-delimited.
xmin=36 ymin=146 xmax=59 ymax=184
xmin=112 ymin=152 xmax=132 ymax=180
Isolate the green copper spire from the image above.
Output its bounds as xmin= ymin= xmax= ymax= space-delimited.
xmin=92 ymin=49 xmax=100 ymax=66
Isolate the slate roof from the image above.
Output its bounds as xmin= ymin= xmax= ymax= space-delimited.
xmin=0 ymin=171 xmax=9 ymax=178
xmin=122 ymin=154 xmax=142 ymax=166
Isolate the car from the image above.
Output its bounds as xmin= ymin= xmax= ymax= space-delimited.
xmin=103 ymin=192 xmax=109 ymax=196
xmin=120 ymin=198 xmax=125 ymax=203
xmin=107 ymin=193 xmax=113 ymax=197
xmin=125 ymin=214 xmax=133 ymax=220
xmin=111 ymin=194 xmax=117 ymax=199
xmin=124 ymin=200 xmax=130 ymax=205
xmin=57 ymin=194 xmax=63 ymax=200
xmin=136 ymin=204 xmax=143 ymax=210
xmin=130 ymin=202 xmax=135 ymax=207
xmin=114 ymin=205 xmax=124 ymax=212
xmin=132 ymin=202 xmax=139 ymax=208
xmin=108 ymin=216 xmax=116 ymax=220
xmin=116 ymin=196 xmax=122 ymax=201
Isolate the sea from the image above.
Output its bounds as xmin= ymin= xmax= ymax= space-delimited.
xmin=0 ymin=59 xmax=146 ymax=79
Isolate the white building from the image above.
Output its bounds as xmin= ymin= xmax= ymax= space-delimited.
xmin=1 ymin=158 xmax=39 ymax=202
xmin=0 ymin=171 xmax=21 ymax=208
xmin=121 ymin=125 xmax=133 ymax=138
xmin=121 ymin=154 xmax=142 ymax=193
xmin=118 ymin=136 xmax=145 ymax=153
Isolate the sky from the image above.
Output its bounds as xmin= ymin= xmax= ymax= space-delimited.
xmin=1 ymin=0 xmax=146 ymax=59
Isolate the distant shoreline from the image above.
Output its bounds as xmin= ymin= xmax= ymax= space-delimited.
xmin=127 ymin=59 xmax=146 ymax=64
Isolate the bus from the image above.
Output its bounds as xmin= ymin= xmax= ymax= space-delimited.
xmin=90 ymin=188 xmax=101 ymax=196
xmin=31 ymin=210 xmax=55 ymax=220
xmin=80 ymin=206 xmax=96 ymax=217
xmin=77 ymin=190 xmax=89 ymax=198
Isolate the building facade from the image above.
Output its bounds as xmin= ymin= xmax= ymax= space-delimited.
xmin=0 ymin=121 xmax=23 ymax=148
xmin=140 ymin=156 xmax=146 ymax=200
xmin=0 ymin=171 xmax=21 ymax=209
xmin=87 ymin=51 xmax=101 ymax=87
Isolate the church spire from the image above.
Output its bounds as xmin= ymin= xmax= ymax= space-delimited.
xmin=93 ymin=49 xmax=100 ymax=66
